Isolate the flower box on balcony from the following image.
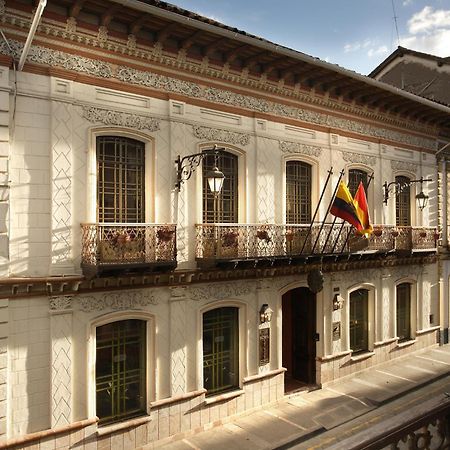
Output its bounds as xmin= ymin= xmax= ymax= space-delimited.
xmin=223 ymin=231 xmax=238 ymax=247
xmin=256 ymin=229 xmax=271 ymax=242
xmin=373 ymin=228 xmax=383 ymax=237
xmin=157 ymin=227 xmax=175 ymax=242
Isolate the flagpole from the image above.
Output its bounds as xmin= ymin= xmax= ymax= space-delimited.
xmin=300 ymin=168 xmax=334 ymax=254
xmin=339 ymin=172 xmax=374 ymax=253
xmin=311 ymin=169 xmax=345 ymax=254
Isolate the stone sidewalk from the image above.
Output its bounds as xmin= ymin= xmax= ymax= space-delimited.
xmin=145 ymin=345 xmax=450 ymax=450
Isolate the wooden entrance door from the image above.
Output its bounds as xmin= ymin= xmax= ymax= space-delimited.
xmin=282 ymin=287 xmax=316 ymax=386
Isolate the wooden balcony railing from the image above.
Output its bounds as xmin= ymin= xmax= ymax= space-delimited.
xmin=81 ymin=223 xmax=177 ymax=276
xmin=195 ymin=223 xmax=438 ymax=261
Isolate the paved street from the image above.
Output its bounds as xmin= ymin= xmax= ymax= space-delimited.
xmin=146 ymin=345 xmax=450 ymax=449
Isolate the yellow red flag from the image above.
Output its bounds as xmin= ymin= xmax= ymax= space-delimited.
xmin=353 ymin=182 xmax=373 ymax=235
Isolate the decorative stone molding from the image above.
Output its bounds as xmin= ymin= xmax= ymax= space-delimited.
xmin=127 ymin=34 xmax=137 ymax=50
xmin=0 ymin=38 xmax=436 ymax=149
xmin=280 ymin=141 xmax=322 ymax=157
xmin=0 ymin=0 xmax=5 ymax=15
xmin=192 ymin=125 xmax=250 ymax=146
xmin=81 ymin=105 xmax=160 ymax=131
xmin=97 ymin=26 xmax=108 ymax=43
xmin=78 ymin=291 xmax=158 ymax=312
xmin=65 ymin=17 xmax=76 ymax=34
xmin=50 ymin=296 xmax=73 ymax=311
xmin=390 ymin=160 xmax=418 ymax=174
xmin=190 ymin=283 xmax=253 ymax=301
xmin=170 ymin=286 xmax=187 ymax=299
xmin=341 ymin=151 xmax=376 ymax=166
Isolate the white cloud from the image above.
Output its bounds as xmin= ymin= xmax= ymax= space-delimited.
xmin=408 ymin=6 xmax=450 ymax=34
xmin=344 ymin=39 xmax=372 ymax=53
xmin=397 ymin=6 xmax=450 ymax=56
xmin=367 ymin=46 xmax=389 ymax=58
xmin=401 ymin=28 xmax=450 ymax=56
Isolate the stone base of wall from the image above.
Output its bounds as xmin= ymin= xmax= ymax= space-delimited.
xmin=318 ymin=327 xmax=440 ymax=385
xmin=6 ymin=370 xmax=285 ymax=449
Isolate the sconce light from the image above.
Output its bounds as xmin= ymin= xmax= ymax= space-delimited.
xmin=382 ymin=176 xmax=431 ymax=211
xmin=175 ymin=145 xmax=225 ymax=193
xmin=333 ymin=294 xmax=344 ymax=310
xmin=259 ymin=304 xmax=273 ymax=324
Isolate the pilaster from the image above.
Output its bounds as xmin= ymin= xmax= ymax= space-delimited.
xmin=0 ymin=66 xmax=10 ymax=277
xmin=49 ymin=295 xmax=73 ymax=428
xmin=0 ymin=298 xmax=8 ymax=441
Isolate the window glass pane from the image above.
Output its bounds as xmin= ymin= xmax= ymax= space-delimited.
xmin=350 ymin=289 xmax=369 ymax=353
xmin=286 ymin=161 xmax=312 ymax=224
xmin=202 ymin=151 xmax=238 ymax=223
xmin=397 ymin=283 xmax=411 ymax=341
xmin=96 ymin=319 xmax=146 ymax=425
xmin=203 ymin=307 xmax=239 ymax=395
xmin=348 ymin=169 xmax=368 ymax=197
xmin=97 ymin=136 xmax=145 ymax=223
xmin=395 ymin=176 xmax=411 ymax=226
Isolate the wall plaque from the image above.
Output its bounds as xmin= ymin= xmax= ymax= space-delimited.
xmin=333 ymin=322 xmax=341 ymax=341
xmin=259 ymin=328 xmax=270 ymax=366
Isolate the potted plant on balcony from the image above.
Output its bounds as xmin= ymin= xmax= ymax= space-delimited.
xmin=115 ymin=231 xmax=132 ymax=246
xmin=223 ymin=230 xmax=238 ymax=247
xmin=391 ymin=229 xmax=399 ymax=238
xmin=157 ymin=227 xmax=175 ymax=243
xmin=285 ymin=229 xmax=295 ymax=242
xmin=256 ymin=229 xmax=271 ymax=242
xmin=419 ymin=230 xmax=427 ymax=238
xmin=373 ymin=228 xmax=383 ymax=237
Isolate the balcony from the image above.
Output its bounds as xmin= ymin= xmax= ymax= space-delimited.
xmin=81 ymin=223 xmax=177 ymax=277
xmin=195 ymin=223 xmax=438 ymax=266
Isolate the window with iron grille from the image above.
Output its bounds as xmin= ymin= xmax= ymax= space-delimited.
xmin=348 ymin=169 xmax=368 ymax=197
xmin=97 ymin=136 xmax=145 ymax=223
xmin=286 ymin=161 xmax=312 ymax=224
xmin=203 ymin=307 xmax=239 ymax=395
xmin=202 ymin=150 xmax=238 ymax=223
xmin=350 ymin=289 xmax=369 ymax=353
xmin=96 ymin=319 xmax=146 ymax=425
xmin=395 ymin=176 xmax=411 ymax=226
xmin=396 ymin=283 xmax=411 ymax=341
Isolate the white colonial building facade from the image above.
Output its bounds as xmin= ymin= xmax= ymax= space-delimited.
xmin=0 ymin=0 xmax=449 ymax=448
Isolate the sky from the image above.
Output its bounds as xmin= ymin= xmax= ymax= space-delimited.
xmin=169 ymin=0 xmax=450 ymax=75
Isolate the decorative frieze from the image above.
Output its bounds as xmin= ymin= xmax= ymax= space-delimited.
xmin=0 ymin=38 xmax=436 ymax=150
xmin=391 ymin=160 xmax=418 ymax=174
xmin=50 ymin=295 xmax=73 ymax=311
xmin=280 ymin=141 xmax=322 ymax=157
xmin=192 ymin=125 xmax=250 ymax=146
xmin=81 ymin=105 xmax=160 ymax=131
xmin=341 ymin=151 xmax=376 ymax=166
xmin=78 ymin=291 xmax=158 ymax=312
xmin=190 ymin=283 xmax=253 ymax=301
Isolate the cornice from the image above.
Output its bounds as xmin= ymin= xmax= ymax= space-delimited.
xmin=1 ymin=11 xmax=438 ymax=137
xmin=0 ymin=38 xmax=436 ymax=150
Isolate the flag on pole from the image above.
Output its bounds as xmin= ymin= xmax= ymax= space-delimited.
xmin=330 ymin=181 xmax=364 ymax=232
xmin=353 ymin=181 xmax=373 ymax=235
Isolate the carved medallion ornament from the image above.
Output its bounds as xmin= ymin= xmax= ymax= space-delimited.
xmin=190 ymin=283 xmax=253 ymax=302
xmin=0 ymin=40 xmax=435 ymax=150
xmin=280 ymin=141 xmax=322 ymax=157
xmin=193 ymin=125 xmax=250 ymax=146
xmin=390 ymin=160 xmax=418 ymax=174
xmin=78 ymin=291 xmax=158 ymax=312
xmin=341 ymin=151 xmax=376 ymax=166
xmin=50 ymin=296 xmax=73 ymax=311
xmin=81 ymin=106 xmax=160 ymax=132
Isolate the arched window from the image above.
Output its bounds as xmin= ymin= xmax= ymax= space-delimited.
xmin=395 ymin=175 xmax=411 ymax=226
xmin=286 ymin=161 xmax=312 ymax=224
xmin=96 ymin=319 xmax=146 ymax=425
xmin=203 ymin=150 xmax=238 ymax=223
xmin=396 ymin=283 xmax=411 ymax=341
xmin=97 ymin=136 xmax=145 ymax=223
xmin=348 ymin=169 xmax=368 ymax=197
xmin=350 ymin=289 xmax=369 ymax=353
xmin=203 ymin=307 xmax=239 ymax=395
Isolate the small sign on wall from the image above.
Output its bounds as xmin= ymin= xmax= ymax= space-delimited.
xmin=259 ymin=328 xmax=270 ymax=366
xmin=332 ymin=322 xmax=341 ymax=341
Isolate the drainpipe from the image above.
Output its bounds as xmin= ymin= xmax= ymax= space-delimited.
xmin=18 ymin=0 xmax=47 ymax=71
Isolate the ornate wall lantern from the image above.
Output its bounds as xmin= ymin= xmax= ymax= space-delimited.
xmin=382 ymin=176 xmax=432 ymax=211
xmin=259 ymin=304 xmax=273 ymax=324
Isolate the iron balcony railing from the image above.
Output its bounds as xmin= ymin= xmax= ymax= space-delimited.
xmin=81 ymin=223 xmax=177 ymax=273
xmin=195 ymin=223 xmax=438 ymax=260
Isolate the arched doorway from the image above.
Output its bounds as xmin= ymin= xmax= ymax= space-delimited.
xmin=282 ymin=286 xmax=316 ymax=392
